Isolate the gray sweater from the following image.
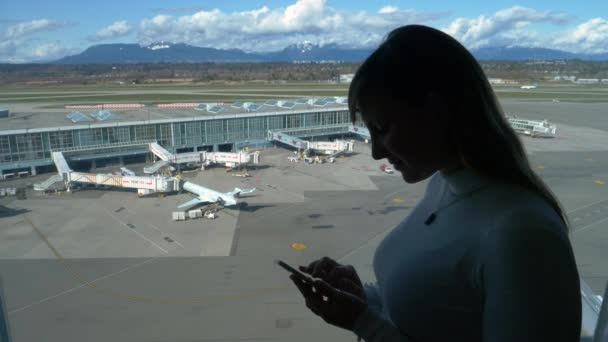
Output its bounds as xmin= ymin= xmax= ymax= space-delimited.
xmin=353 ymin=167 xmax=581 ymax=341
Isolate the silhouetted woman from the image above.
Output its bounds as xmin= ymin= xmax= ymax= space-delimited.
xmin=290 ymin=25 xmax=581 ymax=341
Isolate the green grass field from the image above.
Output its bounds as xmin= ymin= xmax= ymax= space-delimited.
xmin=0 ymin=93 xmax=349 ymax=105
xmin=0 ymin=82 xmax=606 ymax=105
xmin=495 ymin=89 xmax=608 ymax=102
xmin=0 ymin=81 xmax=350 ymax=93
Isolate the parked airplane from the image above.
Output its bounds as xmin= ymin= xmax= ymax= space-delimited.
xmin=178 ymin=181 xmax=256 ymax=208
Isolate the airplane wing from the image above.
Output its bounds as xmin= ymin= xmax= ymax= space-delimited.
xmin=177 ymin=197 xmax=204 ymax=209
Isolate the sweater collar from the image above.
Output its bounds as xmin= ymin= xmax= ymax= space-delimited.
xmin=439 ymin=167 xmax=491 ymax=196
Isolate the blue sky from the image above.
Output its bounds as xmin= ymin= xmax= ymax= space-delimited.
xmin=1 ymin=0 xmax=608 ymax=62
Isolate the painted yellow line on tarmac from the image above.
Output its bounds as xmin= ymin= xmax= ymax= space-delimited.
xmin=291 ymin=242 xmax=307 ymax=250
xmin=595 ymin=180 xmax=606 ymax=185
xmin=392 ymin=197 xmax=404 ymax=203
xmin=537 ymin=165 xmax=545 ymax=170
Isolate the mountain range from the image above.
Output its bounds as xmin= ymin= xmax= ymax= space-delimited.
xmin=53 ymin=42 xmax=608 ymax=64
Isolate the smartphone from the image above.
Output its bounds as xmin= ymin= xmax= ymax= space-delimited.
xmin=275 ymin=259 xmax=312 ymax=282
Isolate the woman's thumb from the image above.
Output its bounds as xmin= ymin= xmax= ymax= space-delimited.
xmin=341 ymin=278 xmax=361 ymax=294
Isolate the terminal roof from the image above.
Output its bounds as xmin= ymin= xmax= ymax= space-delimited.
xmin=1 ymin=98 xmax=348 ymax=133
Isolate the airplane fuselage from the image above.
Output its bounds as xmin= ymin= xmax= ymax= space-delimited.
xmin=182 ymin=181 xmax=238 ymax=206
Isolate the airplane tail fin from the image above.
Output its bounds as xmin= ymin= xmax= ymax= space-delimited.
xmin=237 ymin=187 xmax=256 ymax=194
xmin=227 ymin=187 xmax=256 ymax=199
xmin=177 ymin=197 xmax=203 ymax=209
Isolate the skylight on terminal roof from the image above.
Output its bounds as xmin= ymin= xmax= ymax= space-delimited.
xmin=244 ymin=103 xmax=262 ymax=111
xmin=278 ymin=101 xmax=296 ymax=109
xmin=67 ymin=111 xmax=93 ymax=123
xmin=207 ymin=106 xmax=224 ymax=113
xmin=92 ymin=110 xmax=118 ymax=121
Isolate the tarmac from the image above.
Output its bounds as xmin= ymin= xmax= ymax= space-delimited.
xmin=0 ymin=99 xmax=607 ymax=341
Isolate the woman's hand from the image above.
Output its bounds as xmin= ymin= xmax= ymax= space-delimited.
xmin=292 ymin=257 xmax=368 ymax=330
xmin=300 ymin=257 xmax=366 ymax=299
xmin=299 ymin=256 xmax=341 ymax=279
xmin=290 ymin=275 xmax=367 ymax=331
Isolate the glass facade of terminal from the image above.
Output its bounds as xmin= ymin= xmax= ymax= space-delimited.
xmin=0 ymin=109 xmax=351 ymax=174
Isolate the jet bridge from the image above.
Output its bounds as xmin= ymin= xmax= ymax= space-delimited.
xmin=143 ymin=160 xmax=170 ymax=174
xmin=34 ymin=152 xmax=72 ymax=190
xmin=34 ymin=150 xmax=180 ymax=195
xmin=267 ymin=131 xmax=308 ymax=150
xmin=268 ymin=131 xmax=354 ymax=154
xmin=147 ymin=143 xmax=259 ymax=173
xmin=68 ymin=172 xmax=179 ymax=195
xmin=348 ymin=125 xmax=371 ymax=140
xmin=52 ymin=152 xmax=72 ymax=180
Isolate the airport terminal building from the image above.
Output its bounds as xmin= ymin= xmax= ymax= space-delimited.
xmin=0 ymin=99 xmax=354 ymax=176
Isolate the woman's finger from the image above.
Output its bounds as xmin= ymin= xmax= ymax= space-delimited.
xmin=325 ymin=266 xmax=355 ymax=286
xmin=290 ymin=275 xmax=313 ymax=297
xmin=313 ymin=279 xmax=337 ymax=299
xmin=311 ymin=257 xmax=338 ymax=278
xmin=300 ymin=258 xmax=323 ymax=275
xmin=305 ymin=298 xmax=321 ymax=316
xmin=341 ymin=278 xmax=365 ymax=299
xmin=291 ymin=275 xmax=325 ymax=306
xmin=299 ymin=264 xmax=313 ymax=274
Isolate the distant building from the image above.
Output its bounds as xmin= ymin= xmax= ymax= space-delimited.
xmin=576 ymin=78 xmax=600 ymax=84
xmin=339 ymin=74 xmax=354 ymax=84
xmin=489 ymin=79 xmax=519 ymax=85
xmin=0 ymin=99 xmax=352 ymax=176
xmin=560 ymin=76 xmax=577 ymax=82
xmin=601 ymin=79 xmax=608 ymax=84
xmin=488 ymin=78 xmax=505 ymax=85
xmin=0 ymin=109 xmax=8 ymax=118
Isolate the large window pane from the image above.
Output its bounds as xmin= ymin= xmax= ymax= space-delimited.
xmin=79 ymin=129 xmax=104 ymax=146
xmin=108 ymin=127 xmax=130 ymax=143
xmin=14 ymin=133 xmax=44 ymax=161
xmin=49 ymin=131 xmax=74 ymax=150
xmin=0 ymin=136 xmax=11 ymax=162
xmin=134 ymin=125 xmax=156 ymax=141
xmin=205 ymin=120 xmax=226 ymax=143
xmin=227 ymin=119 xmax=247 ymax=141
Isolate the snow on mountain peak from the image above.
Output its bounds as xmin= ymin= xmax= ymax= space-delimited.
xmin=294 ymin=41 xmax=315 ymax=53
xmin=146 ymin=42 xmax=172 ymax=50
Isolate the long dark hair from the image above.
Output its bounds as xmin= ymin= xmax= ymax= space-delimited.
xmin=348 ymin=25 xmax=569 ymax=230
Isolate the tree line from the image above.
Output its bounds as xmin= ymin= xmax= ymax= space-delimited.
xmin=1 ymin=60 xmax=607 ymax=85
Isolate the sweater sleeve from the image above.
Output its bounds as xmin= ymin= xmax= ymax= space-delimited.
xmin=352 ymin=307 xmax=417 ymax=342
xmin=363 ymin=283 xmax=383 ymax=314
xmin=479 ymin=220 xmax=581 ymax=341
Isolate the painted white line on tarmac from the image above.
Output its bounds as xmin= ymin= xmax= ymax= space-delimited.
xmin=567 ymin=199 xmax=608 ymax=214
xmin=572 ymin=216 xmax=608 ymax=236
xmin=104 ymin=209 xmax=169 ymax=254
xmin=9 ymin=258 xmax=156 ymax=314
xmin=149 ymin=223 xmax=185 ymax=249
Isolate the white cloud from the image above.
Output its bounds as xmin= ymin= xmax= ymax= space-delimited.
xmin=443 ymin=6 xmax=570 ymax=49
xmin=0 ymin=19 xmax=66 ymax=62
xmin=3 ymin=19 xmax=62 ymax=40
xmin=378 ymin=6 xmax=398 ymax=14
xmin=90 ymin=20 xmax=132 ymax=42
xmin=31 ymin=42 xmax=69 ymax=60
xmin=553 ymin=18 xmax=608 ymax=53
xmin=136 ymin=0 xmax=446 ymax=51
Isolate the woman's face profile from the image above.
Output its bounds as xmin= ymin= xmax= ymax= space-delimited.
xmin=362 ymin=94 xmax=460 ymax=183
